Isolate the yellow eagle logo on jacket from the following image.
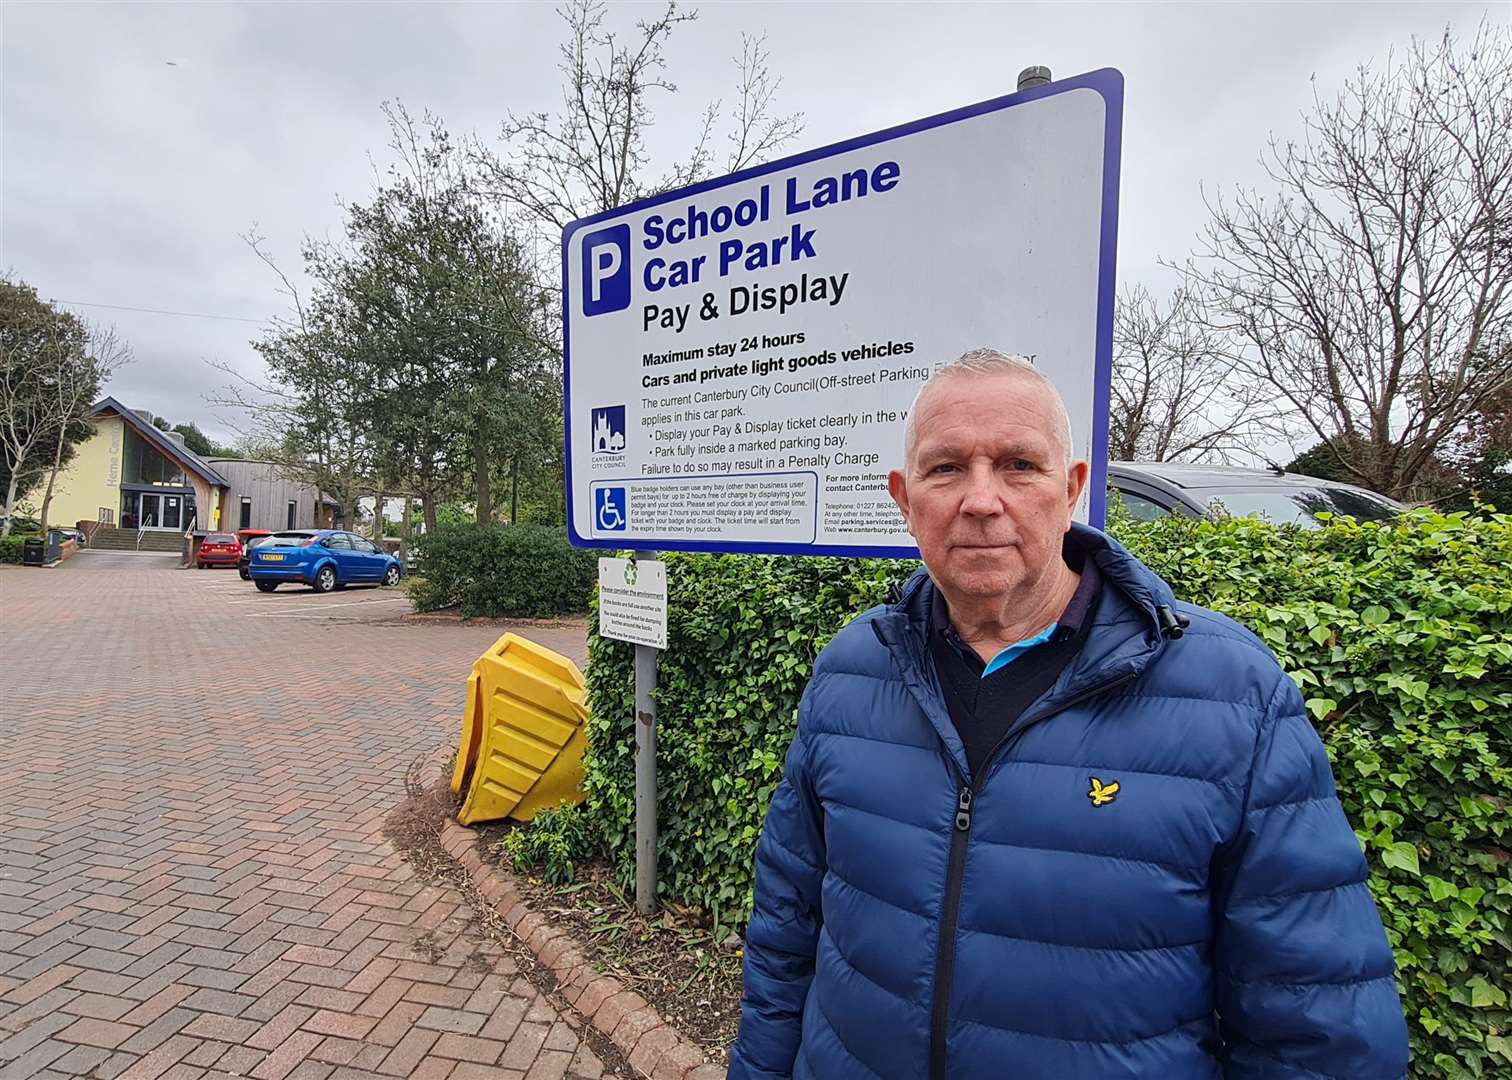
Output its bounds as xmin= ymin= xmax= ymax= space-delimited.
xmin=1087 ymin=776 xmax=1120 ymax=807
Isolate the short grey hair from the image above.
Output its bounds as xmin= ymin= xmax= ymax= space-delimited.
xmin=903 ymin=348 xmax=1076 ymax=466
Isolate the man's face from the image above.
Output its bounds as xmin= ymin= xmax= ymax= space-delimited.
xmin=888 ymin=372 xmax=1089 ymax=603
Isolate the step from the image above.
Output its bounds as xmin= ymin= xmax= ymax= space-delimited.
xmin=89 ymin=534 xmax=184 ymax=552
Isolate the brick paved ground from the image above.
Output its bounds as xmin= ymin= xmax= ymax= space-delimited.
xmin=0 ymin=556 xmax=597 ymax=1080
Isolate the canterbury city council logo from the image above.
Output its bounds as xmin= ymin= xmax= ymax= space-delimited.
xmin=1087 ymin=776 xmax=1120 ymax=807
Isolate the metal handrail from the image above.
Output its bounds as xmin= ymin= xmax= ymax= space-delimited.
xmin=135 ymin=525 xmax=147 ymax=551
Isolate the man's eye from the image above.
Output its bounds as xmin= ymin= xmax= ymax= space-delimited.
xmin=930 ymin=463 xmax=958 ymax=475
xmin=1008 ymin=459 xmax=1034 ymax=472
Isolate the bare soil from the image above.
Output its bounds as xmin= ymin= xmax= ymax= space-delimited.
xmin=399 ymin=608 xmax=591 ymax=629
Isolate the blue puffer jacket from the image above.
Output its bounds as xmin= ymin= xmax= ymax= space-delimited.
xmin=729 ymin=526 xmax=1408 ymax=1079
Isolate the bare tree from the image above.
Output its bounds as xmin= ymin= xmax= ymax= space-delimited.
xmin=474 ymin=0 xmax=804 ymax=238
xmin=209 ymin=231 xmax=375 ymax=528
xmin=36 ymin=324 xmax=130 ymax=532
xmin=1110 ymin=284 xmax=1282 ymax=462
xmin=1183 ymin=21 xmax=1512 ymax=499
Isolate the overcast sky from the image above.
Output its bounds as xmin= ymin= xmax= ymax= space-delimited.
xmin=2 ymin=0 xmax=1500 ymax=448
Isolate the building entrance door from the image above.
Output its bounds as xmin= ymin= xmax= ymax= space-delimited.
xmin=137 ymin=493 xmax=183 ymax=531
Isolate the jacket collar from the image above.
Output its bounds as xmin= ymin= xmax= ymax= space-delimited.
xmin=873 ymin=524 xmax=1179 ymax=784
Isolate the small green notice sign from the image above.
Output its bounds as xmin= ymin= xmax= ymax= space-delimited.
xmin=598 ymin=557 xmax=668 ymax=650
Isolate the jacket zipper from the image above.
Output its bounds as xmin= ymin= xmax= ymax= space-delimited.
xmin=927 ymin=672 xmax=1136 ymax=1080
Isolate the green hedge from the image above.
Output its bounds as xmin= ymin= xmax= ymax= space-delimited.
xmin=0 ymin=534 xmax=34 ymax=564
xmin=410 ymin=524 xmax=595 ymax=618
xmin=530 ymin=511 xmax=1510 ymax=1077
xmin=579 ymin=555 xmax=912 ymax=916
xmin=1118 ymin=511 xmax=1512 ymax=1077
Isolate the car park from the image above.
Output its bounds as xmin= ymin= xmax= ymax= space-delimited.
xmin=196 ymin=532 xmax=242 ymax=569
xmin=248 ymin=529 xmax=404 ymax=593
xmin=1107 ymin=461 xmax=1404 ymax=528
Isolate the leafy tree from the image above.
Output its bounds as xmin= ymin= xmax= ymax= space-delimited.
xmin=1184 ymin=21 xmax=1512 ymax=499
xmin=0 ymin=279 xmax=129 ymax=534
xmin=1285 ymin=438 xmax=1367 ymax=483
xmin=225 ymin=107 xmax=557 ymax=532
xmin=325 ymin=104 xmax=557 ymax=528
xmin=168 ymin=422 xmax=212 ymax=457
xmin=223 ymin=4 xmax=802 ymax=532
xmin=215 ymin=234 xmax=380 ymax=529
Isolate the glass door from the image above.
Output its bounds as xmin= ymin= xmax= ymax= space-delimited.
xmin=135 ymin=493 xmax=183 ymax=531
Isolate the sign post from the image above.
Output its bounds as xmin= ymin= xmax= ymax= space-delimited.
xmin=592 ymin=552 xmax=668 ymax=912
xmin=565 ymin=68 xmax=1122 ymax=910
xmin=596 ymin=552 xmax=669 ymax=914
xmin=632 ymin=551 xmax=659 ymax=915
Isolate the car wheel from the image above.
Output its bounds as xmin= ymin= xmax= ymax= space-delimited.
xmin=383 ymin=565 xmax=401 ymax=587
xmin=256 ymin=581 xmax=278 ymax=593
xmin=239 ymin=567 xmax=250 ymax=580
xmin=314 ymin=566 xmax=337 ymax=593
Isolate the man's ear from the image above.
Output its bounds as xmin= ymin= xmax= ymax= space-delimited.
xmin=1065 ymin=459 xmax=1090 ymax=516
xmin=887 ymin=469 xmax=914 ymax=535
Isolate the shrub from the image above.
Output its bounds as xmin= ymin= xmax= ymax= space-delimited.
xmin=0 ymin=533 xmax=35 ymax=564
xmin=501 ymin=803 xmax=597 ymax=885
xmin=409 ymin=524 xmax=595 ymax=618
xmin=579 ymin=555 xmax=915 ymax=920
xmin=524 ymin=510 xmax=1509 ymax=1076
xmin=1118 ymin=511 xmax=1511 ymax=1078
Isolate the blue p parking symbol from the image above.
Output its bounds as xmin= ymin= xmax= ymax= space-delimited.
xmin=581 ymin=224 xmax=631 ymax=316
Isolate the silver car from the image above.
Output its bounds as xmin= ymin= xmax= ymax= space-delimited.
xmin=1107 ymin=462 xmax=1404 ymax=528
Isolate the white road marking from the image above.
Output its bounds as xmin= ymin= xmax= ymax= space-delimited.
xmin=245 ymin=597 xmax=410 ymax=618
xmin=224 ymin=588 xmax=395 ymax=605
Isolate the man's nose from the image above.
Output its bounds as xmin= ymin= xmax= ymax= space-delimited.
xmin=957 ymin=464 xmax=1001 ymax=517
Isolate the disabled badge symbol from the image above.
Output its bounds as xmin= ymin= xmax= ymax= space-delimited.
xmin=597 ymin=487 xmax=627 ymax=532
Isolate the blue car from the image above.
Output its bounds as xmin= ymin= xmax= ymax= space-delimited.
xmin=249 ymin=529 xmax=404 ymax=593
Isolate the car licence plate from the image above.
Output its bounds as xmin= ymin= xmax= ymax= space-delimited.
xmin=261 ymin=553 xmax=284 ymax=561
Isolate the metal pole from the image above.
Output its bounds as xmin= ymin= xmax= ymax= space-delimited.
xmin=1017 ymin=65 xmax=1052 ymax=91
xmin=633 ymin=549 xmax=660 ymax=915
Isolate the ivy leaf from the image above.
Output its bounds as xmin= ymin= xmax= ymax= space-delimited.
xmin=1486 ymin=1035 xmax=1512 ymax=1065
xmin=1305 ymin=697 xmax=1337 ymax=721
xmin=1381 ymin=842 xmax=1421 ymax=876
xmin=1360 ymin=605 xmax=1390 ymax=625
xmin=1424 ymin=876 xmax=1457 ymax=902
xmin=1468 ymin=976 xmax=1507 ymax=1009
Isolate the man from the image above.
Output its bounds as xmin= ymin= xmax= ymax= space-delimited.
xmin=728 ymin=350 xmax=1408 ymax=1079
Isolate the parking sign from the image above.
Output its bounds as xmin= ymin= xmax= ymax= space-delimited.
xmin=563 ymin=69 xmax=1123 ymax=556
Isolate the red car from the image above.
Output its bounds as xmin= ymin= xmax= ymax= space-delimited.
xmin=237 ymin=529 xmax=274 ymax=579
xmin=197 ymin=532 xmax=243 ymax=569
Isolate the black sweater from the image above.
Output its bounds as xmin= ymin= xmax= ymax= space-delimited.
xmin=927 ymin=558 xmax=1102 ymax=782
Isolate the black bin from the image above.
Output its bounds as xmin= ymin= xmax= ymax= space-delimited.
xmin=22 ymin=538 xmax=45 ymax=566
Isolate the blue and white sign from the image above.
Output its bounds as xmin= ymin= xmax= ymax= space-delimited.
xmin=594 ymin=486 xmax=628 ymax=533
xmin=564 ymin=69 xmax=1123 ymax=556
